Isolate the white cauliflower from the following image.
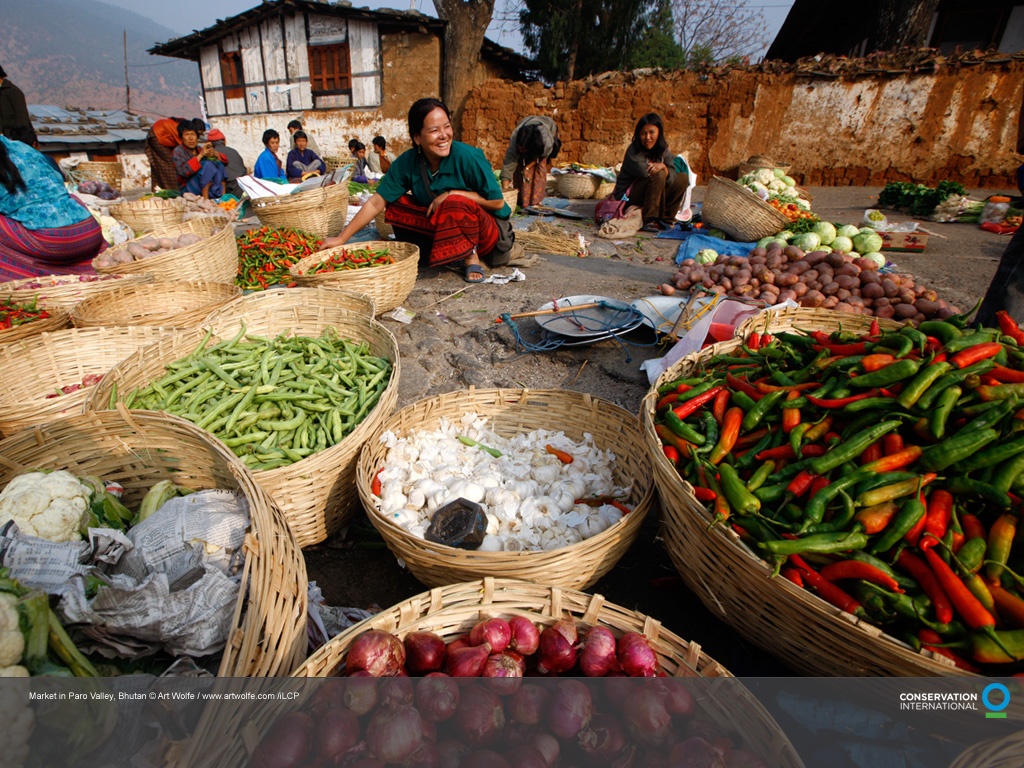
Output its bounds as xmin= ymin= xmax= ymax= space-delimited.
xmin=752 ymin=168 xmax=774 ymax=186
xmin=0 ymin=594 xmax=24 ymax=671
xmin=0 ymin=471 xmax=92 ymax=542
xmin=0 ymin=680 xmax=34 ymax=768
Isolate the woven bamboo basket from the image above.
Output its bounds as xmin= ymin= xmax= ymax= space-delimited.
xmin=556 ymin=172 xmax=600 ymax=199
xmin=643 ymin=309 xmax=976 ymax=676
xmin=289 ymin=240 xmax=417 ymax=315
xmin=93 ymin=217 xmax=237 ymax=283
xmin=594 ymin=180 xmax=616 ymax=199
xmin=949 ymin=731 xmax=1024 ymax=768
xmin=87 ymin=287 xmax=398 ymax=547
xmin=735 ymin=305 xmax=903 ymax=339
xmin=70 ymin=280 xmax=240 ymax=329
xmin=0 ymin=272 xmax=154 ymax=312
xmin=0 ymin=407 xmax=307 ymax=677
xmin=77 ymin=160 xmax=124 ymax=187
xmin=738 ymin=156 xmax=791 ymax=177
xmin=0 ymin=325 xmax=175 ymax=437
xmin=373 ymin=209 xmax=394 ymax=239
xmin=502 ymin=188 xmax=519 ymax=211
xmin=0 ymin=308 xmax=69 ymax=347
xmin=250 ymin=183 xmax=349 ymax=240
xmin=702 ymin=176 xmax=791 ymax=242
xmin=291 ymin=578 xmax=804 ymax=767
xmin=357 ymin=388 xmax=653 ymax=590
xmin=110 ymin=197 xmax=184 ymax=233
xmin=323 ymin=155 xmax=346 ymax=172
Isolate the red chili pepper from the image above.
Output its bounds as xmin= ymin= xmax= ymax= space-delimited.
xmin=656 ymin=392 xmax=681 ymax=410
xmin=545 ymin=444 xmax=573 ymax=464
xmin=734 ymin=427 xmax=770 ymax=449
xmin=760 ymin=333 xmax=772 ymax=347
xmin=905 ymin=493 xmax=929 ymax=546
xmin=896 ymin=550 xmax=954 ymax=625
xmin=997 ymin=311 xmax=1024 ymax=345
xmin=782 ymin=390 xmax=801 ymax=434
xmin=861 ymin=353 xmax=895 ymax=373
xmin=786 ymin=470 xmax=816 ymax=498
xmin=712 ymin=387 xmax=729 ymax=426
xmin=709 ymin=407 xmax=743 ymax=465
xmin=754 ymin=443 xmax=827 ymax=461
xmin=662 ymin=445 xmax=680 ymax=464
xmin=781 ymin=566 xmax=804 ymax=588
xmin=809 ymin=475 xmax=831 ymax=497
xmin=961 ymin=513 xmax=987 ymax=542
xmin=692 ymin=486 xmax=717 ymax=502
xmin=821 ymin=560 xmax=904 ymax=593
xmin=655 ymin=424 xmax=695 ymax=457
xmin=672 ymin=386 xmax=725 ymax=420
xmin=371 ymin=468 xmax=384 ymax=497
xmin=725 ymin=374 xmax=761 ymax=400
xmin=950 ymin=342 xmax=1003 ymax=369
xmin=755 ymin=381 xmax=819 ymax=393
xmin=869 ymin=318 xmax=880 ymax=337
xmin=789 ymin=555 xmax=862 ymax=615
xmin=989 ymin=364 xmax=1024 ymax=383
xmin=806 ymin=390 xmax=880 ymax=408
xmin=882 ymin=433 xmax=903 ymax=456
xmin=918 ymin=629 xmax=981 ymax=672
xmin=747 ymin=332 xmax=761 ymax=351
xmin=920 ymin=489 xmax=953 ymax=551
xmin=924 ymin=548 xmax=996 ymax=630
xmin=860 ymin=445 xmax=923 ymax=474
xmin=854 ymin=501 xmax=898 ymax=534
xmin=609 ymin=500 xmax=632 ymax=516
xmin=860 ymin=441 xmax=883 ymax=465
xmin=990 ymin=584 xmax=1024 ymax=628
xmin=812 ymin=342 xmax=869 ymax=355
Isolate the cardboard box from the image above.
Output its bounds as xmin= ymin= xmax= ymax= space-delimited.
xmin=879 ymin=230 xmax=929 ymax=252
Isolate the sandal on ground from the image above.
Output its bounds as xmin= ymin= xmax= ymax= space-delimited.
xmin=639 ymin=221 xmax=661 ymax=233
xmin=463 ymin=263 xmax=486 ymax=283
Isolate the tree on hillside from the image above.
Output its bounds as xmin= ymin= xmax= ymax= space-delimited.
xmin=871 ymin=0 xmax=941 ymax=51
xmin=670 ymin=0 xmax=767 ymax=63
xmin=624 ymin=0 xmax=687 ymax=70
xmin=434 ymin=0 xmax=497 ymax=133
xmin=519 ymin=0 xmax=676 ymax=81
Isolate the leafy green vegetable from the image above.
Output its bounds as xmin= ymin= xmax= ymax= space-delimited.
xmin=878 ymin=180 xmax=966 ymax=216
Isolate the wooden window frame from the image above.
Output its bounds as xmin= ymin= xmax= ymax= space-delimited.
xmin=220 ymin=49 xmax=245 ymax=100
xmin=308 ymin=42 xmax=352 ymax=97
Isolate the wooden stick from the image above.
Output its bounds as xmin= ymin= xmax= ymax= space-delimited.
xmin=495 ymin=302 xmax=603 ymax=323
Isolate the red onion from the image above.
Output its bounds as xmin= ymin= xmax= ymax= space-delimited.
xmin=507 ymin=684 xmax=548 ymax=725
xmin=343 ymin=671 xmax=379 ymax=715
xmin=502 ymin=745 xmax=548 ymax=768
xmin=667 ymin=737 xmax=728 ymax=768
xmin=306 ymin=678 xmax=347 ymax=720
xmin=460 ymin=751 xmax=510 ymax=768
xmin=447 ymin=636 xmax=471 ymax=653
xmin=437 ymin=739 xmax=470 ymax=768
xmin=405 ymin=631 xmax=448 ymax=674
xmin=617 ymin=632 xmax=658 ymax=677
xmin=528 ymin=733 xmax=559 ymax=768
xmin=416 ymin=675 xmax=461 ymax=722
xmin=380 ymin=675 xmax=415 ymax=708
xmin=497 ymin=720 xmax=536 ymax=751
xmin=535 ymin=626 xmax=577 ymax=675
xmin=347 ymin=630 xmax=406 ymax=677
xmin=366 ymin=704 xmax=423 ymax=764
xmin=550 ymin=618 xmax=577 ymax=645
xmin=623 ymin=689 xmax=672 ymax=747
xmin=579 ymin=626 xmax=620 ymax=677
xmin=249 ymin=712 xmax=315 ymax=768
xmin=657 ymin=679 xmax=695 ymax=717
xmin=578 ymin=713 xmax=631 ymax=763
xmin=315 ymin=708 xmax=360 ymax=766
xmin=444 ymin=643 xmax=492 ymax=677
xmin=544 ymin=679 xmax=592 ymax=739
xmin=405 ymin=740 xmax=441 ymax=768
xmin=482 ymin=652 xmax=525 ymax=696
xmin=470 ymin=618 xmax=512 ymax=654
xmin=507 ymin=616 xmax=540 ymax=656
xmin=453 ymin=686 xmax=506 ymax=748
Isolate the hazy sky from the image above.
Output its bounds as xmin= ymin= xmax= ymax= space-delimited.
xmin=93 ymin=0 xmax=794 ymax=59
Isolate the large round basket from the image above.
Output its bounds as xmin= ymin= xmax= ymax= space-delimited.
xmin=702 ymin=175 xmax=791 ymax=242
xmin=357 ymin=388 xmax=654 ymax=590
xmin=76 ymin=160 xmax=124 ymax=188
xmin=556 ymin=172 xmax=600 ymax=199
xmin=250 ymin=183 xmax=349 ymax=240
xmin=373 ymin=209 xmax=393 ymax=239
xmin=735 ymin=305 xmax=903 ymax=339
xmin=87 ymin=287 xmax=398 ymax=548
xmin=93 ymin=217 xmax=237 ymax=283
xmin=643 ymin=309 xmax=974 ymax=676
xmin=110 ymin=197 xmax=184 ymax=233
xmin=0 ymin=308 xmax=69 ymax=347
xmin=502 ymin=188 xmax=519 ymax=211
xmin=289 ymin=240 xmax=418 ymax=315
xmin=594 ymin=180 xmax=616 ymax=199
xmin=949 ymin=731 xmax=1024 ymax=768
xmin=0 ymin=325 xmax=174 ymax=437
xmin=292 ymin=578 xmax=804 ymax=768
xmin=0 ymin=407 xmax=307 ymax=677
xmin=738 ymin=155 xmax=791 ymax=177
xmin=323 ymin=155 xmax=346 ymax=172
xmin=70 ymin=280 xmax=241 ymax=328
xmin=0 ymin=273 xmax=154 ymax=312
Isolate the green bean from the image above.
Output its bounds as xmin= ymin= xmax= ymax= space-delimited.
xmin=222 ymin=431 xmax=269 ymax=448
xmin=195 ymin=391 xmax=245 ymax=430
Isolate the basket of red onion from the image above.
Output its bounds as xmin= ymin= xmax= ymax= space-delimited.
xmin=242 ymin=578 xmax=804 ymax=768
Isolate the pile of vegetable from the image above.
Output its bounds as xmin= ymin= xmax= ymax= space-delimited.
xmin=43 ymin=373 xmax=104 ymax=399
xmin=0 ymin=297 xmax=51 ymax=331
xmin=2 ymin=273 xmax=125 ymax=291
xmin=878 ymin=181 xmax=966 ymax=217
xmin=250 ymin=620 xmax=771 ymax=768
xmin=76 ymin=179 xmax=120 ymax=201
xmin=738 ymin=167 xmax=812 ymax=214
xmin=180 ymin=192 xmax=238 ymax=220
xmin=375 ymin=416 xmax=630 ymax=551
xmin=236 ymin=226 xmax=321 ymax=290
xmin=666 ymin=243 xmax=959 ymax=322
xmin=653 ymin=309 xmax=1024 ymax=672
xmin=766 ymin=197 xmax=816 ymax=223
xmin=304 ymin=246 xmax=395 ymax=274
xmin=94 ymin=229 xmax=216 ymax=269
xmin=121 ymin=325 xmax=392 ymax=472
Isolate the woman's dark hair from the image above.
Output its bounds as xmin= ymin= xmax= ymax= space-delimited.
xmin=351 ymin=140 xmax=365 ymax=152
xmin=348 ymin=139 xmax=360 ymax=151
xmin=293 ymin=130 xmax=307 ymax=141
xmin=176 ymin=119 xmax=197 ymax=139
xmin=0 ymin=66 xmax=7 ymax=79
xmin=189 ymin=118 xmax=206 ymax=134
xmin=0 ymin=141 xmax=27 ymax=195
xmin=516 ymin=123 xmax=547 ymax=163
xmin=7 ymin=125 xmax=38 ymax=146
xmin=631 ymin=113 xmax=668 ymax=160
xmin=287 ymin=119 xmax=303 ymax=131
xmin=262 ymin=129 xmax=279 ymax=146
xmin=407 ymin=98 xmax=450 ymax=142
xmin=372 ymin=136 xmax=387 ymax=150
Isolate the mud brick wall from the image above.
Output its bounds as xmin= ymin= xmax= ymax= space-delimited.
xmin=462 ymin=59 xmax=1024 ymax=189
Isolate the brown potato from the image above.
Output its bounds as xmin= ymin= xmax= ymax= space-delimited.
xmin=860 ymin=270 xmax=880 ymax=285
xmin=875 ymin=304 xmax=896 ymax=319
xmin=836 ymin=263 xmax=861 ymax=278
xmin=835 ymin=303 xmax=857 ymax=313
xmin=801 ymin=290 xmax=825 ymax=308
xmin=912 ymin=313 xmax=927 ymax=324
xmin=836 ymin=288 xmax=852 ymax=302
xmin=922 ymin=289 xmax=938 ymax=302
xmin=729 ymin=256 xmax=746 ymax=267
xmin=854 ymin=257 xmax=879 ymax=271
xmin=806 ymin=281 xmax=822 ymax=292
xmin=861 ymin=283 xmax=884 ymax=299
xmin=793 ymin=282 xmax=809 ymax=297
xmin=914 ymin=299 xmax=939 ymax=316
xmin=720 ymin=278 xmax=733 ymax=291
xmin=874 ymin=297 xmax=891 ymax=308
xmin=833 ymin=275 xmax=858 ymax=291
xmin=783 ymin=245 xmax=804 ymax=261
xmin=822 ymin=295 xmax=839 ymax=309
xmin=715 ymin=254 xmax=730 ymax=265
xmin=826 ymin=252 xmax=847 ymax=269
xmin=881 ymin=279 xmax=899 ymax=299
xmin=659 ymin=283 xmax=676 ymax=295
xmin=821 ymin=281 xmax=839 ymax=296
xmin=750 ymin=247 xmax=767 ymax=260
xmin=803 ymin=251 xmax=827 ymax=267
xmin=138 ymin=237 xmax=159 ymax=250
xmin=777 ymin=289 xmax=798 ymax=303
xmin=792 ymin=261 xmax=811 ymax=275
xmin=724 ymin=265 xmax=739 ymax=277
xmin=802 ymin=269 xmax=819 ymax=283
xmin=777 ymin=273 xmax=799 ymax=287
xmin=894 ymin=303 xmax=917 ymax=318
xmin=766 ymin=254 xmax=784 ymax=271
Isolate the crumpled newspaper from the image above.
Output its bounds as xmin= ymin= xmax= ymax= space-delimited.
xmin=482 ymin=267 xmax=526 ymax=285
xmin=306 ymin=582 xmax=375 ymax=651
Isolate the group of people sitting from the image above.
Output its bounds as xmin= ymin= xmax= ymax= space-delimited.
xmin=348 ymin=136 xmax=395 ymax=183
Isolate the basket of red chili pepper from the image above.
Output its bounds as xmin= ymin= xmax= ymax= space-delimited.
xmin=644 ymin=305 xmax=1024 ymax=677
xmin=235 ymin=225 xmax=321 ymax=291
xmin=0 ymin=296 xmax=68 ymax=346
xmin=290 ymin=240 xmax=418 ymax=314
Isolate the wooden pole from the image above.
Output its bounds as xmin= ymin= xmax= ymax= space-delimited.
xmin=123 ymin=30 xmax=131 ymax=114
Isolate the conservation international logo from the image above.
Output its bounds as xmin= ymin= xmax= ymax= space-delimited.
xmin=982 ymin=682 xmax=1010 ymax=719
xmin=897 ymin=683 xmax=1012 ymax=718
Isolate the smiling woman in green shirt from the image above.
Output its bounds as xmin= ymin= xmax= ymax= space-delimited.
xmin=321 ymin=98 xmax=510 ymax=283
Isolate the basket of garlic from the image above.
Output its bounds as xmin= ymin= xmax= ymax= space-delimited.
xmin=357 ymin=388 xmax=654 ymax=590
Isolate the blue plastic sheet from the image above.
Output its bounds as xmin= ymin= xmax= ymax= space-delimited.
xmin=675 ymin=233 xmax=757 ymax=265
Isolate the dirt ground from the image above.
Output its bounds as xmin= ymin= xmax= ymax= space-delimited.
xmin=302 ymin=183 xmax=1017 ymax=676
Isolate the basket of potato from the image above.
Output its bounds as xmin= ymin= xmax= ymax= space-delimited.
xmin=93 ymin=217 xmax=237 ymax=284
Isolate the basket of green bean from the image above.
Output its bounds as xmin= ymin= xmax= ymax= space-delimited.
xmin=85 ymin=288 xmax=400 ymax=547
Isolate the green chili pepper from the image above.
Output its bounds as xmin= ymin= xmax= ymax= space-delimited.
xmin=731 ymin=390 xmax=758 ymax=412
xmin=930 ymin=385 xmax=962 ymax=440
xmin=742 ymin=390 xmax=786 ymax=432
xmin=870 ymin=495 xmax=926 ymax=555
xmin=753 ymin=481 xmax=789 ymax=504
xmin=918 ymin=320 xmax=963 ymax=344
xmin=916 ymin=359 xmax=996 ymax=409
xmin=718 ymin=463 xmax=760 ymax=516
xmin=809 ymin=420 xmax=902 ymax=476
xmin=760 ymin=530 xmax=869 ymax=556
xmin=919 ymin=428 xmax=1000 ymax=473
xmin=663 ymin=410 xmax=707 ymax=445
xmin=955 ymin=432 xmax=1024 ymax=473
xmin=848 ymin=359 xmax=921 ymax=388
xmin=957 ymin=536 xmax=988 ymax=574
xmin=897 ymin=362 xmax=952 ymax=409
xmin=944 ymin=328 xmax=1001 ymax=354
xmin=745 ymin=460 xmax=775 ymax=493
xmin=805 ymin=490 xmax=856 ymax=534
xmin=899 ymin=324 xmax=929 ymax=354
xmin=992 ymin=450 xmax=1024 ymax=494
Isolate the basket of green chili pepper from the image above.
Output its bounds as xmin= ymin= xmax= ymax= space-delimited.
xmin=236 ymin=225 xmax=321 ymax=291
xmin=291 ymin=240 xmax=419 ymax=315
xmin=643 ymin=303 xmax=1024 ymax=678
xmin=0 ymin=295 xmax=67 ymax=345
xmin=86 ymin=287 xmax=400 ymax=547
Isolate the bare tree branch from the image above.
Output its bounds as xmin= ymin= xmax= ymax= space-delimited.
xmin=671 ymin=0 xmax=767 ymax=62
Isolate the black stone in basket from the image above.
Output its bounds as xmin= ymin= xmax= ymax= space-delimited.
xmin=425 ymin=498 xmax=486 ymax=549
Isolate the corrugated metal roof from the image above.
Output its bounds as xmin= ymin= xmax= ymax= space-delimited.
xmin=29 ymin=105 xmax=149 ymax=146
